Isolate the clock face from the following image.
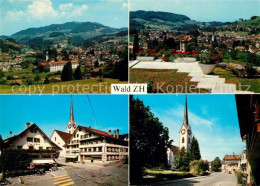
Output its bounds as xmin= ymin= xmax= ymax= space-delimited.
xmin=73 ymin=124 xmax=76 ymax=129
xmin=181 ymin=129 xmax=186 ymax=134
xmin=188 ymin=130 xmax=191 ymax=135
xmin=68 ymin=124 xmax=71 ymax=129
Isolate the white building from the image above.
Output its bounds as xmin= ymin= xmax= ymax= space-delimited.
xmin=222 ymin=154 xmax=241 ymax=174
xmin=167 ymin=96 xmax=193 ymax=169
xmin=50 ymin=130 xmax=72 ymax=160
xmin=3 ymin=123 xmax=62 ymax=165
xmin=65 ymin=126 xmax=128 ymax=164
xmin=42 ymin=60 xmax=79 ymax=72
xmin=50 ymin=96 xmax=75 ymax=160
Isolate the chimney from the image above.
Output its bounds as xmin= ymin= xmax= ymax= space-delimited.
xmin=26 ymin=122 xmax=30 ymax=128
xmin=10 ymin=131 xmax=12 ymax=137
xmin=116 ymin=129 xmax=119 ymax=139
xmin=113 ymin=130 xmax=116 ymax=137
xmin=108 ymin=130 xmax=111 ymax=135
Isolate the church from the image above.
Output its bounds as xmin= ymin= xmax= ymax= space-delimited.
xmin=167 ymin=96 xmax=193 ymax=169
xmin=50 ymin=96 xmax=129 ymax=164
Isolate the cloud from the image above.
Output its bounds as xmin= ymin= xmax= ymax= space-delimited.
xmin=122 ymin=2 xmax=128 ymax=8
xmin=59 ymin=3 xmax=73 ymax=11
xmin=5 ymin=10 xmax=25 ymax=21
xmin=27 ymin=0 xmax=58 ymax=20
xmin=59 ymin=3 xmax=88 ymax=17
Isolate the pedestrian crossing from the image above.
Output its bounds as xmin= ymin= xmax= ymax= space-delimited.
xmin=62 ymin=166 xmax=78 ymax=170
xmin=53 ymin=174 xmax=75 ymax=186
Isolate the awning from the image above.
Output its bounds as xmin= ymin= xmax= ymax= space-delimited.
xmin=32 ymin=159 xmax=55 ymax=164
xmin=65 ymin=155 xmax=78 ymax=158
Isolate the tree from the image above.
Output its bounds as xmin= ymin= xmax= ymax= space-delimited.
xmin=61 ymin=62 xmax=73 ymax=81
xmin=190 ymin=159 xmax=209 ymax=176
xmin=189 ymin=136 xmax=201 ymax=161
xmin=230 ymin=50 xmax=238 ymax=59
xmin=73 ymin=65 xmax=82 ymax=80
xmin=133 ymin=34 xmax=139 ymax=59
xmin=43 ymin=76 xmax=50 ymax=84
xmin=34 ymin=74 xmax=40 ymax=84
xmin=212 ymin=157 xmax=222 ymax=172
xmin=130 ymin=96 xmax=172 ymax=184
xmin=174 ymin=147 xmax=190 ymax=172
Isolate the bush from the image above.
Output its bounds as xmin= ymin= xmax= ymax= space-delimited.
xmin=7 ymin=75 xmax=14 ymax=80
xmin=235 ymin=171 xmax=247 ymax=185
xmin=147 ymin=171 xmax=194 ymax=180
xmin=190 ymin=159 xmax=208 ymax=176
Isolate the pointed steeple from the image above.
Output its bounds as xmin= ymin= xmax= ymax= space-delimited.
xmin=69 ymin=95 xmax=75 ymax=124
xmin=67 ymin=95 xmax=76 ymax=134
xmin=183 ymin=96 xmax=189 ymax=128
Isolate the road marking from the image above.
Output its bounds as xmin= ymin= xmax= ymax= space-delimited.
xmin=54 ymin=178 xmax=72 ymax=185
xmin=62 ymin=166 xmax=78 ymax=170
xmin=55 ymin=174 xmax=69 ymax=178
xmin=53 ymin=174 xmax=75 ymax=186
xmin=59 ymin=181 xmax=75 ymax=186
xmin=54 ymin=176 xmax=70 ymax=181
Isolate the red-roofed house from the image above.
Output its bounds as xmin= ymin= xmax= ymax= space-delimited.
xmin=64 ymin=125 xmax=128 ymax=164
xmin=222 ymin=154 xmax=241 ymax=174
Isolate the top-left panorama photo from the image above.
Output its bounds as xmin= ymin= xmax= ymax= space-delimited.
xmin=0 ymin=0 xmax=129 ymax=94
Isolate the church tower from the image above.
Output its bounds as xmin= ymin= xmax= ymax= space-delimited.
xmin=179 ymin=96 xmax=192 ymax=150
xmin=67 ymin=96 xmax=77 ymax=134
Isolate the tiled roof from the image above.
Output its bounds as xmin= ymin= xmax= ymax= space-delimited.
xmin=55 ymin=130 xmax=72 ymax=143
xmin=224 ymin=155 xmax=241 ymax=160
xmin=169 ymin=145 xmax=180 ymax=154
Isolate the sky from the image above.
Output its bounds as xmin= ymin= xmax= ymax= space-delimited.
xmin=133 ymin=94 xmax=245 ymax=162
xmin=0 ymin=0 xmax=128 ymax=36
xmin=130 ymin=0 xmax=260 ymax=23
xmin=0 ymin=95 xmax=129 ymax=139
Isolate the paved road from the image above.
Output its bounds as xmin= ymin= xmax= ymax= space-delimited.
xmin=156 ymin=172 xmax=237 ymax=186
xmin=7 ymin=163 xmax=128 ymax=186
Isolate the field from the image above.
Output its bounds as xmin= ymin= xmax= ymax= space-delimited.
xmin=0 ymin=78 xmax=126 ymax=94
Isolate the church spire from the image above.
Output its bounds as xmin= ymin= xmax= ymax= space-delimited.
xmin=183 ymin=96 xmax=189 ymax=128
xmin=69 ymin=95 xmax=75 ymax=124
xmin=67 ymin=95 xmax=76 ymax=134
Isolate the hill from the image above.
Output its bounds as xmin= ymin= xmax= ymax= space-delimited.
xmin=130 ymin=10 xmax=223 ymax=30
xmin=9 ymin=21 xmax=126 ymax=43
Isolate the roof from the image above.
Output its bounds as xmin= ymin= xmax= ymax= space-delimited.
xmin=4 ymin=123 xmax=62 ymax=151
xmin=169 ymin=145 xmax=180 ymax=154
xmin=183 ymin=96 xmax=189 ymax=129
xmin=64 ymin=125 xmax=127 ymax=147
xmin=224 ymin=155 xmax=241 ymax=160
xmin=54 ymin=130 xmax=72 ymax=143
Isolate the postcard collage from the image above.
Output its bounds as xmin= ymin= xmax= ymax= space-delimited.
xmin=0 ymin=0 xmax=259 ymax=185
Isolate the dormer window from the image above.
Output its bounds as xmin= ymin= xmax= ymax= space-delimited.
xmin=30 ymin=128 xmax=37 ymax=133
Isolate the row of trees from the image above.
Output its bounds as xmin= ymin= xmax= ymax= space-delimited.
xmin=130 ymin=96 xmax=172 ymax=184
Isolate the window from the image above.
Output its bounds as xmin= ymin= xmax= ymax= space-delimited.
xmin=77 ymin=134 xmax=79 ymax=138
xmin=29 ymin=146 xmax=34 ymax=150
xmin=27 ymin=137 xmax=33 ymax=142
xmin=34 ymin=138 xmax=40 ymax=143
xmin=43 ymin=155 xmax=51 ymax=158
xmin=55 ymin=137 xmax=56 ymax=141
xmin=39 ymin=146 xmax=43 ymax=150
xmin=17 ymin=145 xmax=22 ymax=149
xmin=188 ymin=138 xmax=190 ymax=144
xmin=182 ymin=137 xmax=185 ymax=143
xmin=30 ymin=128 xmax=37 ymax=133
xmin=46 ymin=147 xmax=52 ymax=150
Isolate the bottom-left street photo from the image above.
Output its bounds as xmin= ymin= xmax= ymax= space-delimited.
xmin=0 ymin=95 xmax=129 ymax=186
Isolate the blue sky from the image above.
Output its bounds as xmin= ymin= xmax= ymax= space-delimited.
xmin=0 ymin=0 xmax=128 ymax=36
xmin=133 ymin=95 xmax=245 ymax=161
xmin=0 ymin=95 xmax=129 ymax=139
xmin=130 ymin=0 xmax=260 ymax=23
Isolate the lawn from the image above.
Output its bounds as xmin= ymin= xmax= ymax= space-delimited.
xmin=0 ymin=78 xmax=126 ymax=94
xmin=130 ymin=69 xmax=209 ymax=93
xmin=213 ymin=67 xmax=260 ymax=92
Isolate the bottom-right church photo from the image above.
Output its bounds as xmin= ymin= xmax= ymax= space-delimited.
xmin=129 ymin=94 xmax=259 ymax=185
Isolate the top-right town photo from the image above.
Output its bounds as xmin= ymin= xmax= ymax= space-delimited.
xmin=129 ymin=0 xmax=260 ymax=94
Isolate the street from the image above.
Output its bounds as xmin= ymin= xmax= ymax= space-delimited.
xmin=155 ymin=172 xmax=237 ymax=186
xmin=6 ymin=162 xmax=128 ymax=186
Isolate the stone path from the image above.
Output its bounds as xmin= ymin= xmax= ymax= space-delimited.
xmin=130 ymin=60 xmax=253 ymax=94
